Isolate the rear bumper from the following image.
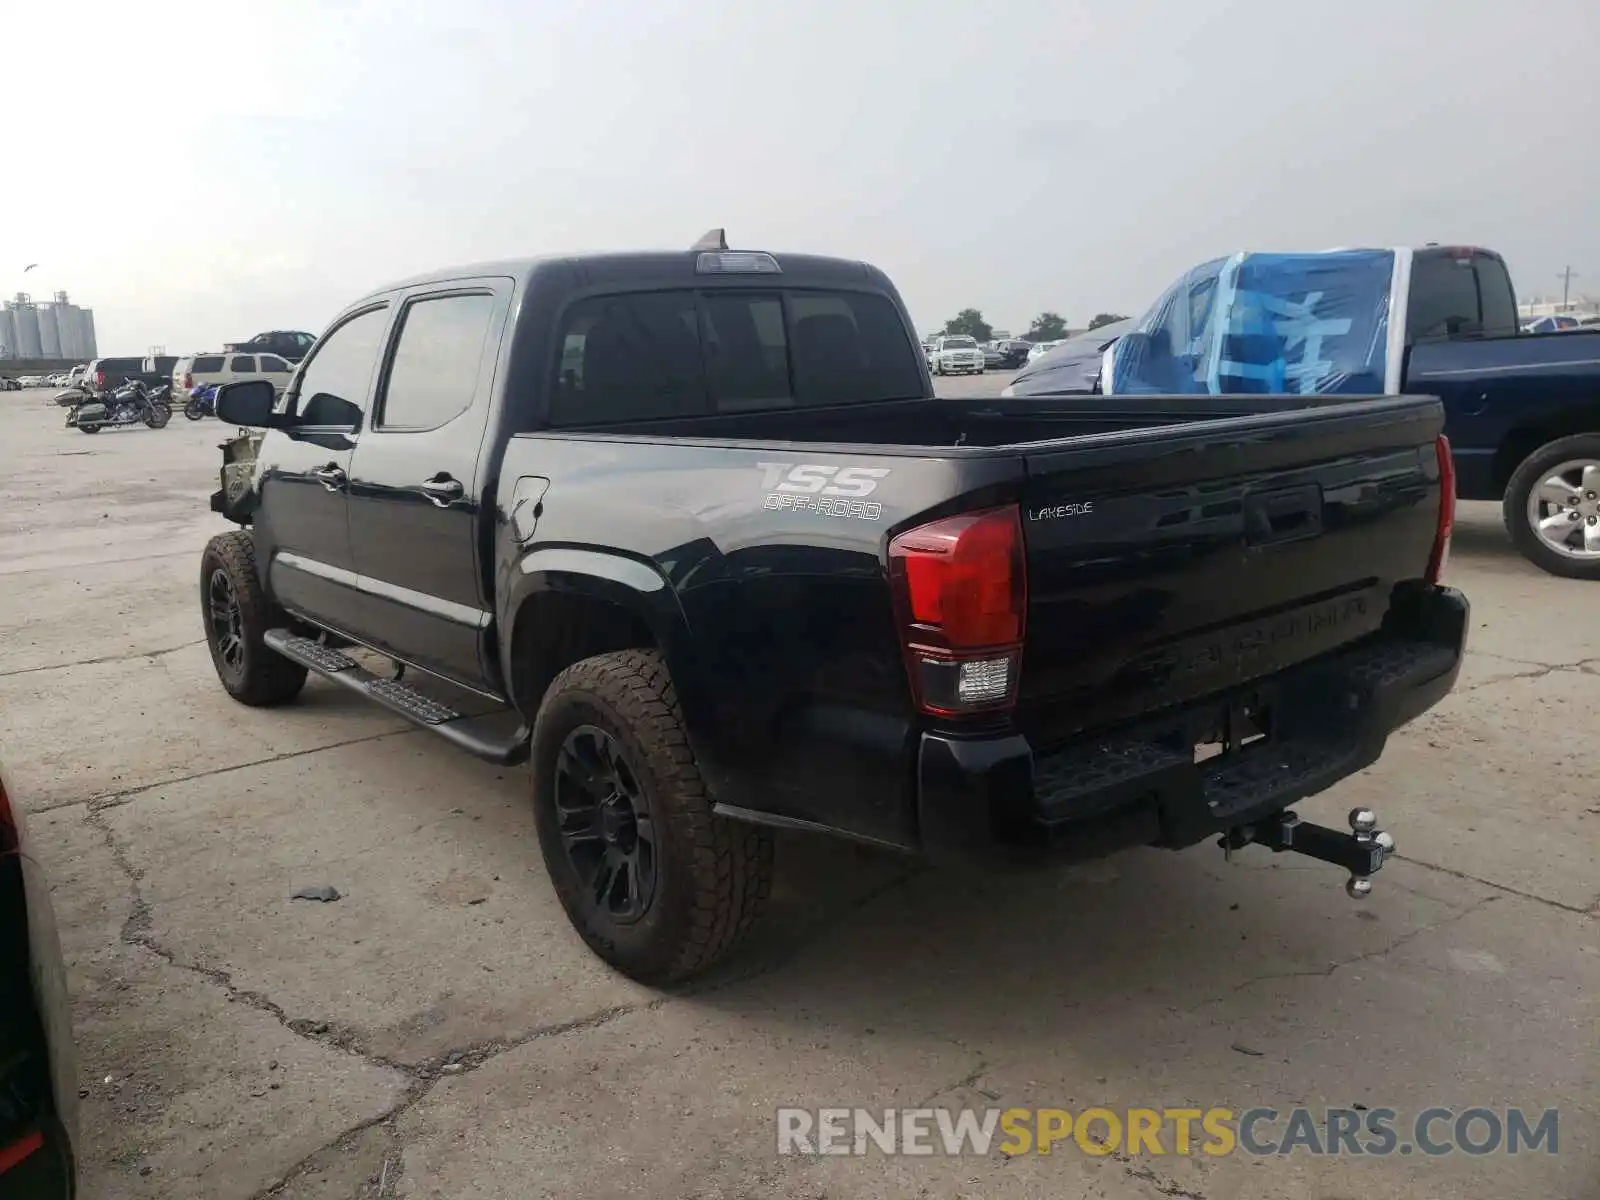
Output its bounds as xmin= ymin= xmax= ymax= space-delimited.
xmin=915 ymin=585 xmax=1469 ymax=867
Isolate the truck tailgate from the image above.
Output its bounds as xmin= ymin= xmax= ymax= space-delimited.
xmin=1016 ymin=396 xmax=1447 ymax=745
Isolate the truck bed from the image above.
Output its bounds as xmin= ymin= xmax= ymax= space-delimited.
xmin=501 ymin=390 xmax=1452 ymax=852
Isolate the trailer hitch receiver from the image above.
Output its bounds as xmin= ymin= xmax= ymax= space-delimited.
xmin=1220 ymin=808 xmax=1395 ymax=897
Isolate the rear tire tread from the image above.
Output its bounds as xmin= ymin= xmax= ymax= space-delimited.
xmin=533 ymin=649 xmax=773 ymax=984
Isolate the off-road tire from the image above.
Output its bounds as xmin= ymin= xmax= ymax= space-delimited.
xmin=1503 ymin=432 xmax=1600 ymax=581
xmin=199 ymin=532 xmax=308 ymax=706
xmin=531 ymin=649 xmax=773 ymax=984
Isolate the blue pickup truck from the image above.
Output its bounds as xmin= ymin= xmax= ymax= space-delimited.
xmin=1042 ymin=246 xmax=1600 ymax=579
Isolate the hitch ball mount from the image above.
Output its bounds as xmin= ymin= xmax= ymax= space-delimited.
xmin=1220 ymin=808 xmax=1395 ymax=898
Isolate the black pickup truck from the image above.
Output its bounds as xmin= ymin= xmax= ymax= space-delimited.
xmin=201 ymin=232 xmax=1467 ymax=983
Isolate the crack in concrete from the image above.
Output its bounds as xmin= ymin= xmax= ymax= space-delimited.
xmin=251 ymin=1081 xmax=433 ymax=1200
xmin=0 ymin=638 xmax=205 ymax=679
xmin=1452 ymin=657 xmax=1600 ymax=694
xmin=914 ymin=1059 xmax=989 ymax=1108
xmin=1394 ymin=854 xmax=1596 ymax=916
xmin=30 ymin=728 xmax=414 ymax=814
xmin=1189 ymin=896 xmax=1497 ymax=1012
xmin=1120 ymin=1158 xmax=1206 ymax=1199
xmin=247 ymin=862 xmax=927 ymax=1195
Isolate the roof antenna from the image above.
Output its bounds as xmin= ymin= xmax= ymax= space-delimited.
xmin=691 ymin=228 xmax=728 ymax=251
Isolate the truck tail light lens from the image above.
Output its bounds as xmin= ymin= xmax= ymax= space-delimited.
xmin=1427 ymin=435 xmax=1455 ymax=584
xmin=182 ymin=372 xmax=193 ymax=389
xmin=888 ymin=504 xmax=1027 ymax=716
xmin=94 ymin=371 xmax=104 ymax=388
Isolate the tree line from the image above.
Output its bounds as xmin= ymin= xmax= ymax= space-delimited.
xmin=939 ymin=309 xmax=1130 ymax=343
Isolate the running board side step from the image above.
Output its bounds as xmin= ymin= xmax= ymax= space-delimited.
xmin=264 ymin=630 xmax=530 ymax=765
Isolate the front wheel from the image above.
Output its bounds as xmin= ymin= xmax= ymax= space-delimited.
xmin=146 ymin=403 xmax=171 ymax=429
xmin=530 ymin=649 xmax=773 ymax=984
xmin=199 ymin=532 xmax=308 ymax=705
xmin=1504 ymin=434 xmax=1600 ymax=580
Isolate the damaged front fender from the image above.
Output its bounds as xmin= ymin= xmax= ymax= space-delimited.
xmin=210 ymin=428 xmax=265 ymax=524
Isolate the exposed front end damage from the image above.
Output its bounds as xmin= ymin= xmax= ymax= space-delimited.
xmin=210 ymin=428 xmax=265 ymax=525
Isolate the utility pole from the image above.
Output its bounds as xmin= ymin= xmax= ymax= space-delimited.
xmin=1558 ymin=266 xmax=1579 ymax=311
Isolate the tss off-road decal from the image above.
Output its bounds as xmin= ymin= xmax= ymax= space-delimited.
xmin=757 ymin=462 xmax=891 ymax=520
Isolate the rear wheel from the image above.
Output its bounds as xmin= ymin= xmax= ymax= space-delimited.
xmin=200 ymin=532 xmax=308 ymax=705
xmin=77 ymin=419 xmax=100 ymax=434
xmin=531 ymin=649 xmax=773 ymax=984
xmin=185 ymin=399 xmax=205 ymax=420
xmin=1504 ymin=433 xmax=1600 ymax=580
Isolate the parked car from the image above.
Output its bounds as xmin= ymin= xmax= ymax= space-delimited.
xmin=224 ymin=330 xmax=318 ymax=363
xmin=982 ymin=342 xmax=1004 ymax=370
xmin=0 ymin=376 xmax=20 ymax=392
xmin=1025 ymin=340 xmax=1063 ymax=362
xmin=1098 ymin=244 xmax=1600 ymax=579
xmin=0 ymin=758 xmax=79 ymax=1196
xmin=174 ymin=351 xmax=295 ymax=399
xmin=990 ymin=339 xmax=1033 ymax=369
xmin=82 ymin=356 xmax=171 ymax=394
xmin=1001 ymin=319 xmax=1136 ymax=396
xmin=1521 ymin=314 xmax=1581 ymax=333
xmin=927 ymin=334 xmax=985 ymax=375
xmin=199 ymin=233 xmax=1462 ymax=985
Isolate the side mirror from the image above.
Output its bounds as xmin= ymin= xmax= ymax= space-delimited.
xmin=215 ymin=379 xmax=291 ymax=428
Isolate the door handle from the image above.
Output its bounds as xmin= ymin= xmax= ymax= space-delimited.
xmin=1244 ymin=483 xmax=1323 ymax=546
xmin=311 ymin=465 xmax=347 ymax=492
xmin=420 ymin=475 xmax=464 ymax=506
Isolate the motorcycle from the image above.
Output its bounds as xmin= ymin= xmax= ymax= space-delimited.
xmin=67 ymin=378 xmax=173 ymax=434
xmin=184 ymin=383 xmax=219 ymax=421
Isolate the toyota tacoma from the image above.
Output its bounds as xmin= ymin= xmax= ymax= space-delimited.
xmin=200 ymin=230 xmax=1466 ymax=984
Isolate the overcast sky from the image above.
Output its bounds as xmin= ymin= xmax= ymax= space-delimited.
xmin=6 ymin=0 xmax=1597 ymax=354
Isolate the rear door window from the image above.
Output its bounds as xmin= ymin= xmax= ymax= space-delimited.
xmin=259 ymin=355 xmax=292 ymax=374
xmin=1407 ymin=254 xmax=1481 ymax=341
xmin=230 ymin=355 xmax=257 ymax=373
xmin=1472 ymin=256 xmax=1519 ymax=337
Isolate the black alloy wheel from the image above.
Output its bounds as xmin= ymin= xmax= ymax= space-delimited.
xmin=553 ymin=725 xmax=657 ymax=924
xmin=207 ymin=567 xmax=245 ymax=681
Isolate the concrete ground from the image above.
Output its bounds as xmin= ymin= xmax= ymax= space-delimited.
xmin=0 ymin=385 xmax=1595 ymax=1200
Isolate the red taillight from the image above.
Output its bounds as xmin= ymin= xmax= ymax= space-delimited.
xmin=183 ymin=372 xmax=193 ymax=389
xmin=0 ymin=1130 xmax=42 ymax=1174
xmin=1427 ymin=435 xmax=1456 ymax=584
xmin=888 ymin=504 xmax=1027 ymax=716
xmin=94 ymin=371 xmax=104 ymax=388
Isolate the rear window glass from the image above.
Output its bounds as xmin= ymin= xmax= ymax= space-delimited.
xmin=1408 ymin=255 xmax=1482 ymax=341
xmin=192 ymin=356 xmax=225 ymax=372
xmin=549 ymin=288 xmax=921 ymax=427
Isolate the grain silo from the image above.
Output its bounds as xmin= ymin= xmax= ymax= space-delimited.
xmin=5 ymin=295 xmax=42 ymax=358
xmin=36 ymin=303 xmax=62 ymax=357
